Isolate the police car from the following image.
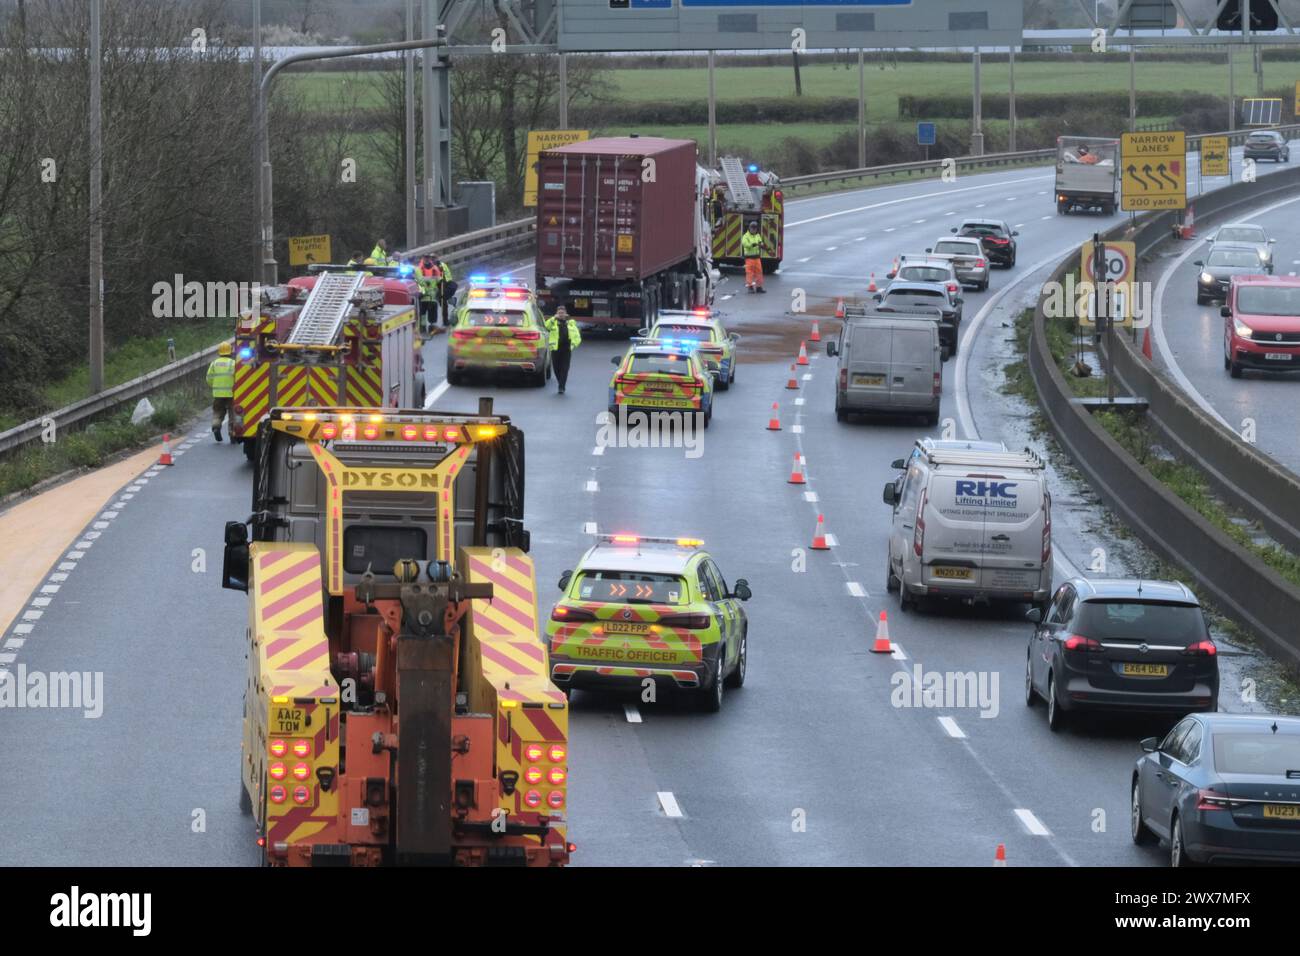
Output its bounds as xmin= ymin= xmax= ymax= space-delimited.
xmin=608 ymin=339 xmax=715 ymax=426
xmin=446 ymin=276 xmax=551 ymax=386
xmin=545 ymin=535 xmax=752 ymax=712
xmin=642 ymin=308 xmax=741 ymax=390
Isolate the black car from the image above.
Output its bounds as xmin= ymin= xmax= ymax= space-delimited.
xmin=952 ymin=218 xmax=1018 ymax=268
xmin=1243 ymin=130 xmax=1290 ymax=163
xmin=1025 ymin=578 xmax=1218 ymax=731
xmin=872 ymin=281 xmax=961 ymax=356
xmin=1194 ymin=243 xmax=1267 ymax=306
xmin=1132 ymin=713 xmax=1300 ymax=866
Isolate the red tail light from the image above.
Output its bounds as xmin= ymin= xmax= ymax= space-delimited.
xmin=975 ymin=259 xmax=986 ymax=269
xmin=269 ymin=762 xmax=287 ymax=780
xmin=319 ymin=424 xmax=337 ymax=440
xmin=1196 ymin=789 xmax=1238 ymax=811
xmin=947 ymin=283 xmax=959 ymax=293
xmin=1063 ymin=634 xmax=1101 ymax=652
xmin=269 ymin=785 xmax=287 ymax=804
xmin=516 ymin=330 xmax=541 ymax=341
xmin=548 ymin=790 xmax=566 ymax=809
xmin=548 ymin=767 xmax=567 ymax=785
xmin=524 ymin=790 xmax=543 ymax=809
xmin=1183 ymin=640 xmax=1217 ymax=657
xmin=933 ymin=372 xmax=941 ymax=396
xmin=913 ymin=491 xmax=927 ymax=556
xmin=525 ymin=744 xmax=545 ymax=762
xmin=551 ymin=605 xmax=595 ymax=622
xmin=292 ymin=786 xmax=311 ymax=805
xmin=548 ymin=745 xmax=566 ymax=763
xmin=1041 ymin=496 xmax=1052 ymax=564
xmin=269 ymin=740 xmax=288 ymax=758
xmin=839 ymin=368 xmax=848 ymax=391
xmin=291 ymin=740 xmax=311 ymax=758
xmin=658 ymin=613 xmax=711 ymax=629
xmin=451 ymin=329 xmax=474 ymax=340
xmin=524 ymin=766 xmax=545 ymax=785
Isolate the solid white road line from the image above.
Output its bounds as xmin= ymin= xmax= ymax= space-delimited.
xmin=938 ymin=716 xmax=967 ymax=739
xmin=658 ymin=791 xmax=684 ymax=818
xmin=1014 ymin=808 xmax=1051 ymax=836
xmin=784 ymin=174 xmax=1050 ymax=229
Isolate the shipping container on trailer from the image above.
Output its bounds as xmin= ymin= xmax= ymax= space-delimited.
xmin=534 ymin=137 xmax=716 ymax=331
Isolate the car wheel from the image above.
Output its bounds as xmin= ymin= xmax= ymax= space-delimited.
xmin=716 ymin=372 xmax=730 ymax=392
xmin=725 ymin=631 xmax=747 ymax=688
xmin=1229 ymin=359 xmax=1243 ymax=379
xmin=948 ymin=333 xmax=959 ymax=357
xmin=1223 ymin=349 xmax=1231 ymax=371
xmin=886 ymin=557 xmax=900 ymax=593
xmin=1046 ymin=672 xmax=1066 ymax=732
xmin=925 ymin=410 xmax=939 ymax=426
xmin=835 ymin=403 xmax=847 ymax=423
xmin=979 ymin=279 xmax=989 ymax=293
xmin=1196 ymin=293 xmax=1206 ymax=306
xmin=1131 ymin=778 xmax=1156 ymax=846
xmin=700 ymin=656 xmax=724 ymax=713
xmin=1024 ymin=654 xmax=1037 ymax=707
xmin=1170 ymin=813 xmax=1197 ymax=867
xmin=242 ymin=439 xmax=257 ymax=463
xmin=1010 ymin=251 xmax=1017 ymax=267
xmin=239 ymin=777 xmax=252 ymax=816
xmin=899 ymin=584 xmax=915 ymax=613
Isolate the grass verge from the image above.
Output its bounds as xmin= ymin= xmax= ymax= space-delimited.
xmin=0 ymin=383 xmax=208 ymax=501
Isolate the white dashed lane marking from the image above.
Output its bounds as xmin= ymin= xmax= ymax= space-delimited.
xmin=592 ymin=446 xmax=605 ymax=456
xmin=13 ymin=624 xmax=34 ymax=636
xmin=823 ymin=534 xmax=838 ymax=547
xmin=657 ymin=792 xmax=684 ymax=818
xmin=585 ymin=480 xmax=599 ymax=493
xmin=1015 ymin=808 xmax=1051 ymax=836
xmin=624 ymin=705 xmax=642 ymax=723
xmin=794 ymin=398 xmax=805 ymax=406
xmin=803 ymin=490 xmax=817 ymax=502
xmin=846 ymin=581 xmax=866 ymax=597
xmin=938 ymin=716 xmax=967 ymax=739
xmin=583 ymin=522 xmax=598 ymax=535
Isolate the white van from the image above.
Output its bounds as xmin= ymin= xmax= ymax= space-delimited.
xmin=882 ymin=446 xmax=1052 ymax=612
xmin=825 ymin=310 xmax=942 ymax=424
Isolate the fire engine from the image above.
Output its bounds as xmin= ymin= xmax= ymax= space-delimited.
xmin=229 ymin=266 xmax=425 ymax=461
xmin=709 ymin=158 xmax=783 ymax=274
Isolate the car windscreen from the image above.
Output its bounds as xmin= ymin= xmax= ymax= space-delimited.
xmin=933 ymin=241 xmax=976 ymax=256
xmin=630 ymin=353 xmax=694 ymax=376
xmin=900 ymin=267 xmax=952 ymax=283
xmin=465 ymin=309 xmax=528 ymax=327
xmin=1073 ymin=600 xmax=1208 ymax=643
xmin=1236 ymin=285 xmax=1300 ymax=316
xmin=655 ymin=325 xmax=714 ymax=342
xmin=1217 ymin=227 xmax=1266 ymax=243
xmin=577 ymin=571 xmax=688 ymax=605
xmin=1207 ymin=250 xmax=1261 ymax=268
xmin=1213 ymin=733 xmax=1300 ymax=775
xmin=1247 ymin=133 xmax=1278 ymax=142
xmin=961 ymin=224 xmax=1005 ymax=238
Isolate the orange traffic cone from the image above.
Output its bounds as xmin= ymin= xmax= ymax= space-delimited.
xmin=835 ymin=297 xmax=845 ymax=319
xmin=810 ymin=319 xmax=821 ymax=343
xmin=1141 ymin=326 xmax=1153 ymax=360
xmin=796 ymin=341 xmax=810 ymax=366
xmin=1181 ymin=203 xmax=1196 ymax=240
xmin=871 ymin=610 xmax=892 ymax=654
xmin=766 ymin=403 xmax=781 ymax=431
xmin=891 ymin=256 xmax=900 ymax=275
xmin=994 ymin=844 xmax=1007 ymax=867
xmin=158 ymin=433 xmax=175 ymax=466
xmin=788 ymin=453 xmax=806 ymax=485
xmin=867 ymin=273 xmax=878 ymax=293
xmin=811 ymin=514 xmax=830 ymax=550
xmin=786 ymin=364 xmax=800 ymax=390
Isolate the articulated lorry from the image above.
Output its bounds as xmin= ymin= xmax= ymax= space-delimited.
xmin=1055 ymin=136 xmax=1120 ymax=215
xmin=534 ymin=136 xmax=717 ymax=332
xmin=222 ymin=403 xmax=571 ymax=866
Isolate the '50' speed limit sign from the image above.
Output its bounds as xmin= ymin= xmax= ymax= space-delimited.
xmin=1079 ymin=240 xmax=1135 ymax=284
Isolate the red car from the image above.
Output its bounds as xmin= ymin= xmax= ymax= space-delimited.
xmin=1222 ymin=275 xmax=1300 ymax=378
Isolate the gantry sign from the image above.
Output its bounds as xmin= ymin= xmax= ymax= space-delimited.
xmin=554 ymin=0 xmax=1023 ymax=52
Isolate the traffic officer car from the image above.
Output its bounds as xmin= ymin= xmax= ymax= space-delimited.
xmin=641 ymin=308 xmax=741 ymax=390
xmin=446 ymin=276 xmax=551 ymax=386
xmin=545 ymin=534 xmax=752 ymax=711
xmin=608 ymin=338 xmax=715 ymax=426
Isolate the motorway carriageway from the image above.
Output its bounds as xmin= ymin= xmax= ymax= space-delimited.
xmin=0 ymin=143 xmax=1289 ymax=867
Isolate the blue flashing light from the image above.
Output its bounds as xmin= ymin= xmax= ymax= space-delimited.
xmin=238 ymin=348 xmax=253 ymax=360
xmin=397 ymin=264 xmax=414 ymax=277
xmin=469 ymin=274 xmax=490 ymax=283
xmin=747 ymin=164 xmax=758 ymax=173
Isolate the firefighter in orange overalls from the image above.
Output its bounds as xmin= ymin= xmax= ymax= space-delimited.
xmin=742 ymin=221 xmax=765 ymax=293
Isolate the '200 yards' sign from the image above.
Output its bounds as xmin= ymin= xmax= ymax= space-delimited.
xmin=1121 ymin=131 xmax=1186 ymax=211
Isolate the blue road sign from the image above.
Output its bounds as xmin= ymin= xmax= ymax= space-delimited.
xmin=917 ymin=122 xmax=936 ymax=146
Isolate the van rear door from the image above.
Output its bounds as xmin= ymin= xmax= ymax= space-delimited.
xmin=888 ymin=325 xmax=936 ymax=409
xmin=920 ymin=472 xmax=986 ymax=589
xmin=847 ymin=322 xmax=891 ymax=406
xmin=967 ymin=472 xmax=1045 ymax=597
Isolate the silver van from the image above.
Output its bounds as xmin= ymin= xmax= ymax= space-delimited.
xmin=826 ymin=310 xmax=941 ymax=424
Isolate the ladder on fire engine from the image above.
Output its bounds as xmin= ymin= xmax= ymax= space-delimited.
xmin=719 ymin=156 xmax=759 ymax=211
xmin=286 ymin=271 xmax=367 ymax=346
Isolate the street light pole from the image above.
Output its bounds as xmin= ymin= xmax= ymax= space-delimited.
xmin=405 ymin=0 xmax=417 ymax=251
xmin=88 ymin=0 xmax=103 ymax=393
xmin=971 ymin=46 xmax=983 ymax=157
xmin=857 ymin=48 xmax=865 ymax=169
xmin=256 ymin=37 xmax=446 ymax=287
